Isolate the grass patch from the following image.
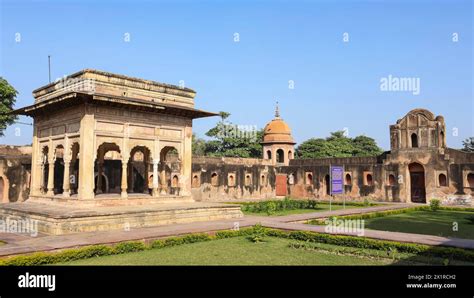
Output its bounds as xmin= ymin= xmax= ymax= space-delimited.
xmin=364 ymin=210 xmax=474 ymax=239
xmin=308 ymin=206 xmax=474 ymax=240
xmin=2 ymin=225 xmax=473 ymax=266
xmin=59 ymin=237 xmax=390 ymax=266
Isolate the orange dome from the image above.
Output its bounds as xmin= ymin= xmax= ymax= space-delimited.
xmin=262 ymin=118 xmax=296 ymax=144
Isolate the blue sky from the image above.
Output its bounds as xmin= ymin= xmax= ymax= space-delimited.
xmin=1 ymin=0 xmax=472 ymax=149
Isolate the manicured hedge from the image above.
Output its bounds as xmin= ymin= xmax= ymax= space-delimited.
xmin=0 ymin=229 xmax=253 ymax=266
xmin=283 ymin=230 xmax=474 ymax=262
xmin=240 ymin=197 xmax=377 ymax=215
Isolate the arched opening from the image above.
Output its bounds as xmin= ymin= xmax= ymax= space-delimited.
xmin=53 ymin=145 xmax=65 ymax=194
xmin=96 ymin=143 xmax=122 ymax=194
xmin=94 ymin=173 xmax=108 ymax=193
xmin=345 ymin=174 xmax=352 ymax=185
xmin=467 ymin=173 xmax=474 ymax=188
xmin=366 ymin=174 xmax=373 ymax=186
xmin=411 ymin=133 xmax=418 ymax=148
xmin=409 ymin=162 xmax=426 ymax=203
xmin=41 ymin=146 xmax=49 ymax=194
xmin=70 ymin=143 xmax=80 ymax=195
xmin=228 ymin=174 xmax=235 ymax=187
xmin=260 ymin=174 xmax=267 ymax=186
xmin=192 ymin=174 xmax=200 ymax=188
xmin=171 ymin=175 xmax=179 ymax=188
xmin=440 ymin=131 xmax=445 ymax=147
xmin=245 ymin=174 xmax=251 ymax=186
xmin=276 ymin=149 xmax=284 ymax=163
xmin=388 ymin=174 xmax=396 ymax=186
xmin=288 ymin=150 xmax=293 ymax=160
xmin=325 ymin=174 xmax=330 ymax=195
xmin=160 ymin=146 xmax=180 ymax=195
xmin=266 ymin=150 xmax=272 ymax=160
xmin=129 ymin=146 xmax=151 ymax=194
xmin=306 ymin=173 xmax=313 ymax=185
xmin=211 ymin=172 xmax=219 ymax=186
xmin=438 ymin=174 xmax=447 ymax=187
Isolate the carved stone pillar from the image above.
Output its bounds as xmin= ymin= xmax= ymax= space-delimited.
xmin=62 ymin=159 xmax=71 ymax=197
xmin=46 ymin=157 xmax=55 ymax=196
xmin=121 ymin=162 xmax=128 ymax=199
xmin=152 ymin=159 xmax=159 ymax=197
xmin=160 ymin=163 xmax=167 ymax=195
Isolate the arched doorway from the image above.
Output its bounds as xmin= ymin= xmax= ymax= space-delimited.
xmin=411 ymin=133 xmax=418 ymax=148
xmin=324 ymin=174 xmax=330 ymax=196
xmin=70 ymin=143 xmax=80 ymax=195
xmin=160 ymin=146 xmax=180 ymax=195
xmin=276 ymin=149 xmax=284 ymax=163
xmin=409 ymin=162 xmax=426 ymax=203
xmin=129 ymin=146 xmax=151 ymax=194
xmin=95 ymin=143 xmax=122 ymax=195
xmin=41 ymin=146 xmax=49 ymax=194
xmin=53 ymin=145 xmax=65 ymax=194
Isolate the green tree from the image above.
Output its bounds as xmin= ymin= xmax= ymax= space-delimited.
xmin=296 ymin=131 xmax=383 ymax=158
xmin=352 ymin=135 xmax=384 ymax=157
xmin=462 ymin=137 xmax=474 ymax=152
xmin=195 ymin=111 xmax=263 ymax=158
xmin=192 ymin=133 xmax=207 ymax=156
xmin=0 ymin=77 xmax=18 ymax=136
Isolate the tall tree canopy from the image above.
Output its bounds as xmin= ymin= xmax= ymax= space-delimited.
xmin=0 ymin=77 xmax=18 ymax=136
xmin=296 ymin=131 xmax=383 ymax=159
xmin=192 ymin=112 xmax=263 ymax=158
xmin=462 ymin=137 xmax=474 ymax=152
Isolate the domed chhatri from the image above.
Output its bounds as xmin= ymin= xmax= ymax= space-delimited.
xmin=261 ymin=102 xmax=295 ymax=166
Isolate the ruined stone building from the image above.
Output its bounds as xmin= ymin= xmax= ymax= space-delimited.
xmin=0 ymin=70 xmax=473 ymax=207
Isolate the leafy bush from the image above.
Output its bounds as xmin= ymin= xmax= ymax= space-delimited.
xmin=266 ymin=201 xmax=277 ymax=215
xmin=247 ymin=224 xmax=266 ymax=243
xmin=0 ymin=245 xmax=115 ymax=266
xmin=240 ymin=198 xmax=319 ymax=214
xmin=113 ymin=241 xmax=147 ymax=254
xmin=430 ymin=199 xmax=441 ymax=211
xmin=283 ymin=230 xmax=474 ymax=262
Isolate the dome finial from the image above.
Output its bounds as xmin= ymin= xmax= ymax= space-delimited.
xmin=275 ymin=100 xmax=280 ymax=118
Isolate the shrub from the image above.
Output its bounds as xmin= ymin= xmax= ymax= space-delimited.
xmin=113 ymin=241 xmax=147 ymax=254
xmin=363 ymin=198 xmax=370 ymax=207
xmin=430 ymin=199 xmax=441 ymax=211
xmin=0 ymin=245 xmax=115 ymax=266
xmin=247 ymin=224 xmax=266 ymax=243
xmin=266 ymin=201 xmax=277 ymax=215
xmin=281 ymin=229 xmax=474 ymax=262
xmin=240 ymin=198 xmax=320 ymax=214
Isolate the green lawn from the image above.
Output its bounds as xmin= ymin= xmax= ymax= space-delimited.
xmin=58 ymin=237 xmax=391 ymax=266
xmin=242 ymin=203 xmax=358 ymax=216
xmin=365 ymin=210 xmax=474 ymax=239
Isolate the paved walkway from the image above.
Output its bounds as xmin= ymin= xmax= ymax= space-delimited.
xmin=1 ymin=202 xmax=473 ymax=257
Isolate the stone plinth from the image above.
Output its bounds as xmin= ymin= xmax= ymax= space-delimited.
xmin=0 ymin=200 xmax=243 ymax=235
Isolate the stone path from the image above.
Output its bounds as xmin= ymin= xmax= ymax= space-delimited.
xmin=1 ymin=202 xmax=473 ymax=257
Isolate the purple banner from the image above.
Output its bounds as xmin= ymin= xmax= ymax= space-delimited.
xmin=330 ymin=166 xmax=344 ymax=195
